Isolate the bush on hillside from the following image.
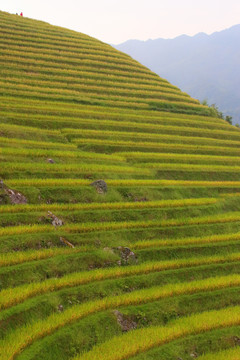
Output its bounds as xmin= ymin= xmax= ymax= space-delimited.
xmin=201 ymin=99 xmax=233 ymax=124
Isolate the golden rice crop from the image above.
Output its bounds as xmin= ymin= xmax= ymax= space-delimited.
xmin=2 ymin=211 xmax=240 ymax=238
xmin=0 ymin=81 xmax=202 ymax=112
xmin=0 ymin=43 xmax=141 ymax=68
xmin=74 ymin=138 xmax=240 ymax=155
xmin=0 ymin=247 xmax=87 ymax=267
xmin=2 ymin=285 xmax=240 ymax=360
xmin=1 ymin=76 xmax=198 ymax=104
xmin=2 ymin=252 xmax=240 ymax=310
xmin=0 ymin=136 xmax=76 ymax=149
xmin=0 ymin=147 xmax=124 ymax=161
xmin=1 ymin=67 xmax=182 ymax=95
xmin=7 ymin=178 xmax=240 ymax=188
xmin=0 ymin=198 xmax=217 ymax=214
xmin=0 ymin=94 xmax=219 ymax=124
xmin=119 ymin=151 xmax=240 ymax=164
xmin=0 ymin=162 xmax=150 ymax=174
xmin=197 ymin=347 xmax=240 ymax=360
xmin=0 ymin=52 xmax=156 ymax=80
xmin=138 ymin=162 xmax=240 ymax=172
xmin=132 ymin=231 xmax=240 ymax=249
xmin=0 ymin=47 xmax=154 ymax=76
xmin=75 ymin=306 xmax=240 ymax=360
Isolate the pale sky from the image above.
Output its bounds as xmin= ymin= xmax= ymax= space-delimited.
xmin=1 ymin=0 xmax=240 ymax=44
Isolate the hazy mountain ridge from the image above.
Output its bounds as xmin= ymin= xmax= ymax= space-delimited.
xmin=115 ymin=25 xmax=240 ymax=123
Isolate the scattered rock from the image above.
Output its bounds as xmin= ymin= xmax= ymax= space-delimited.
xmin=58 ymin=304 xmax=64 ymax=312
xmin=90 ymin=179 xmax=107 ymax=194
xmin=47 ymin=158 xmax=55 ymax=163
xmin=190 ymin=352 xmax=198 ymax=358
xmin=113 ymin=310 xmax=137 ymax=332
xmin=60 ymin=237 xmax=75 ymax=248
xmin=47 ymin=211 xmax=63 ymax=227
xmin=103 ymin=247 xmax=115 ymax=254
xmin=232 ymin=336 xmax=240 ymax=345
xmin=134 ymin=196 xmax=148 ymax=202
xmin=0 ymin=180 xmax=27 ymax=204
xmin=115 ymin=246 xmax=137 ymax=265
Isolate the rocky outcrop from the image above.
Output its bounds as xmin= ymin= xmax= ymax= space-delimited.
xmin=113 ymin=310 xmax=137 ymax=332
xmin=47 ymin=211 xmax=63 ymax=227
xmin=0 ymin=180 xmax=27 ymax=204
xmin=90 ymin=180 xmax=107 ymax=194
xmin=115 ymin=246 xmax=137 ymax=265
xmin=60 ymin=237 xmax=75 ymax=248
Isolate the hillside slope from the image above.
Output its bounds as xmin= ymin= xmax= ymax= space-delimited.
xmin=115 ymin=25 xmax=240 ymax=123
xmin=1 ymin=10 xmax=240 ymax=360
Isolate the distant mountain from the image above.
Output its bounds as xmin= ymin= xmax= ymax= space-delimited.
xmin=115 ymin=25 xmax=240 ymax=124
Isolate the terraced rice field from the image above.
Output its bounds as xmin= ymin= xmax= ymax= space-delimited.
xmin=1 ymin=10 xmax=240 ymax=360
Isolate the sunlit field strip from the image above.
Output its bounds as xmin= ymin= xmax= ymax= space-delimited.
xmin=0 ymin=95 xmax=222 ymax=124
xmin=2 ymin=282 xmax=240 ymax=360
xmin=0 ymin=70 xmax=184 ymax=96
xmin=133 ymin=232 xmax=240 ymax=250
xmin=0 ymin=198 xmax=217 ymax=214
xmin=2 ymin=95 xmax=218 ymax=125
xmin=64 ymin=129 xmax=240 ymax=149
xmin=0 ymin=37 xmax=140 ymax=64
xmin=0 ymin=21 xmax=137 ymax=53
xmin=221 ymin=193 xmax=240 ymax=197
xmin=0 ymin=56 xmax=160 ymax=82
xmin=0 ymin=46 xmax=151 ymax=72
xmin=0 ymin=17 xmax=99 ymax=38
xmin=0 ymin=51 xmax=156 ymax=77
xmin=120 ymin=151 xmax=240 ymax=164
xmin=0 ymin=82 xmax=203 ymax=109
xmin=75 ymin=139 xmax=240 ymax=155
xmin=0 ymin=88 xmax=148 ymax=111
xmin=0 ymin=123 xmax=63 ymax=141
xmin=7 ymin=179 xmax=240 ymax=187
xmin=2 ymin=109 xmax=228 ymax=135
xmin=2 ymin=212 xmax=240 ymax=237
xmin=1 ymin=77 xmax=196 ymax=103
xmin=62 ymin=123 xmax=238 ymax=141
xmin=2 ymin=227 xmax=238 ymax=268
xmin=0 ymin=137 xmax=76 ymax=150
xmin=0 ymin=21 xmax=152 ymax=59
xmin=1 ymin=107 xmax=228 ymax=133
xmin=0 ymin=247 xmax=88 ymax=267
xmin=0 ymin=80 xmax=199 ymax=107
xmin=0 ymin=16 xmax=126 ymax=47
xmin=0 ymin=34 xmax=136 ymax=62
xmin=2 ymin=255 xmax=240 ymax=311
xmin=0 ymin=47 xmax=140 ymax=72
xmin=0 ymin=68 xmax=182 ymax=94
xmin=0 ymin=147 xmax=124 ymax=161
xmin=0 ymin=93 xmax=210 ymax=118
xmin=73 ymin=306 xmax=240 ymax=360
xmin=70 ymin=122 xmax=240 ymax=141
xmin=0 ymin=162 xmax=150 ymax=174
xmin=197 ymin=347 xmax=240 ymax=360
xmin=0 ymin=38 xmax=133 ymax=63
xmin=57 ymin=108 xmax=229 ymax=128
xmin=138 ymin=162 xmax=240 ymax=172
xmin=5 ymin=161 xmax=240 ymax=175
xmin=0 ymin=62 xmax=170 ymax=89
